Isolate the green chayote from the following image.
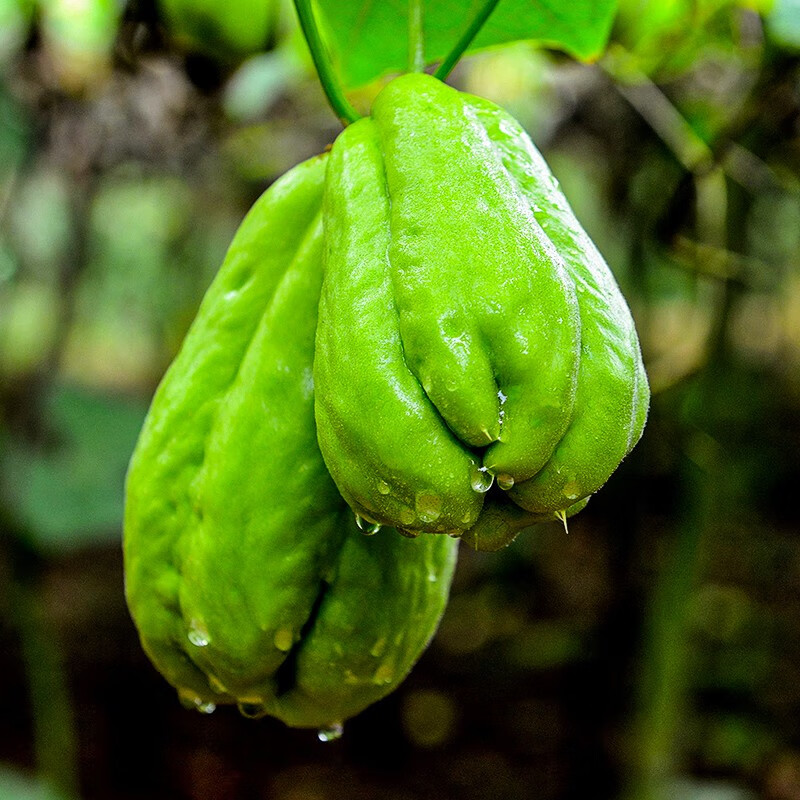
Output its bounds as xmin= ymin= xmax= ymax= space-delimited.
xmin=124 ymin=154 xmax=458 ymax=729
xmin=314 ymin=73 xmax=649 ymax=544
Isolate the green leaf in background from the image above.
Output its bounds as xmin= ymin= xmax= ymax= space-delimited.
xmin=314 ymin=0 xmax=619 ymax=89
xmin=38 ymin=0 xmax=121 ymax=90
xmin=0 ymin=0 xmax=33 ymax=65
xmin=157 ymin=0 xmax=278 ymax=58
xmin=0 ymin=385 xmax=147 ymax=553
xmin=0 ymin=765 xmax=72 ymax=800
xmin=767 ymin=0 xmax=800 ymax=49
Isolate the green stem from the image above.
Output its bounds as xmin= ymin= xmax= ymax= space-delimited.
xmin=11 ymin=573 xmax=79 ymax=798
xmin=293 ymin=0 xmax=360 ymax=125
xmin=433 ymin=0 xmax=501 ymax=81
xmin=408 ymin=0 xmax=425 ymax=72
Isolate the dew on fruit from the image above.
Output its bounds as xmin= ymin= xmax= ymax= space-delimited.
xmin=187 ymin=624 xmax=209 ymax=648
xmin=317 ymin=722 xmax=344 ymax=742
xmin=496 ymin=473 xmax=515 ymax=490
xmin=273 ymin=628 xmax=294 ymax=652
xmin=415 ymin=491 xmax=442 ymax=523
xmin=469 ymin=464 xmax=493 ymax=493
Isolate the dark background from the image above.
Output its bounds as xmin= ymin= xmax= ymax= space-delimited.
xmin=2 ymin=1 xmax=800 ymax=798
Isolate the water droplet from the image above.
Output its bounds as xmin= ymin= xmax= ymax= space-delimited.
xmin=469 ymin=464 xmax=494 ymax=493
xmin=317 ymin=722 xmax=344 ymax=742
xmin=428 ymin=571 xmax=437 ymax=582
xmin=398 ymin=528 xmax=420 ymax=539
xmin=497 ymin=389 xmax=507 ymax=404
xmin=398 ymin=506 xmax=416 ymax=526
xmin=355 ymin=514 xmax=381 ymax=535
xmin=446 ymin=378 xmax=457 ymax=391
xmin=496 ymin=473 xmax=515 ymax=491
xmin=178 ymin=688 xmax=216 ymax=714
xmin=187 ymin=624 xmax=209 ymax=647
xmin=377 ymin=480 xmax=391 ymax=495
xmin=238 ymin=701 xmax=268 ymax=719
xmin=415 ymin=491 xmax=442 ymax=523
xmin=273 ymin=628 xmax=294 ymax=652
xmin=563 ymin=480 xmax=581 ymax=500
xmin=372 ymin=663 xmax=394 ymax=685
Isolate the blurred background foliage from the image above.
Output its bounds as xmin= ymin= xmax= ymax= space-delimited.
xmin=1 ymin=0 xmax=800 ymax=798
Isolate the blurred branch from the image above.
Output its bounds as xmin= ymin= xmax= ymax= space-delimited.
xmin=0 ymin=522 xmax=79 ymax=799
xmin=625 ymin=144 xmax=734 ymax=800
xmin=601 ymin=46 xmax=781 ymax=195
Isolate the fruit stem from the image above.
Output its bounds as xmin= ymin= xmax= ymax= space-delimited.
xmin=293 ymin=0 xmax=361 ymax=125
xmin=408 ymin=0 xmax=425 ymax=72
xmin=433 ymin=0 xmax=501 ymax=81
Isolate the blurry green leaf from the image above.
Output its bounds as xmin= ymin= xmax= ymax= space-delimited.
xmin=158 ymin=0 xmax=277 ymax=58
xmin=315 ymin=0 xmax=618 ymax=89
xmin=0 ymin=89 xmax=30 ymax=184
xmin=0 ymin=765 xmax=72 ymax=800
xmin=613 ymin=0 xmax=767 ymax=78
xmin=503 ymin=621 xmax=584 ymax=669
xmin=664 ymin=778 xmax=757 ymax=800
xmin=223 ymin=49 xmax=300 ymax=121
xmin=0 ymin=282 xmax=60 ymax=376
xmin=767 ymin=0 xmax=800 ymax=49
xmin=39 ymin=0 xmax=121 ymax=90
xmin=9 ymin=169 xmax=72 ymax=276
xmin=0 ymin=384 xmax=147 ymax=552
xmin=0 ymin=0 xmax=33 ymax=65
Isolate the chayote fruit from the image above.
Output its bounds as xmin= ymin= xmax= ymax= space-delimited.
xmin=124 ymin=154 xmax=458 ymax=729
xmin=314 ymin=73 xmax=649 ymax=543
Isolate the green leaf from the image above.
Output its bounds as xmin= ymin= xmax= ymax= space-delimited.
xmin=0 ymin=385 xmax=147 ymax=553
xmin=767 ymin=0 xmax=800 ymax=50
xmin=0 ymin=765 xmax=72 ymax=800
xmin=314 ymin=0 xmax=619 ymax=89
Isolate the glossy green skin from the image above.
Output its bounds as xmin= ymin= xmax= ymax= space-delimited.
xmin=464 ymin=94 xmax=650 ymax=514
xmin=316 ymin=74 xmax=581 ymax=534
xmin=315 ymin=73 xmax=648 ymax=538
xmin=158 ymin=0 xmax=274 ymax=58
xmin=124 ymin=155 xmax=458 ymax=729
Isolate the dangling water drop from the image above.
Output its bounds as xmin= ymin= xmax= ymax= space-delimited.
xmin=273 ymin=628 xmax=294 ymax=652
xmin=496 ymin=473 xmax=515 ymax=491
xmin=372 ymin=663 xmax=394 ymax=685
xmin=178 ymin=688 xmax=215 ymax=714
xmin=398 ymin=506 xmax=416 ymax=526
xmin=187 ymin=625 xmax=209 ymax=648
xmin=356 ymin=514 xmax=381 ymax=535
xmin=469 ymin=464 xmax=493 ymax=493
xmin=317 ymin=722 xmax=344 ymax=742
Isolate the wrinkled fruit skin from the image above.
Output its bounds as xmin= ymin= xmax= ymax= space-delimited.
xmin=124 ymin=155 xmax=458 ymax=729
xmin=314 ymin=73 xmax=649 ymax=548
